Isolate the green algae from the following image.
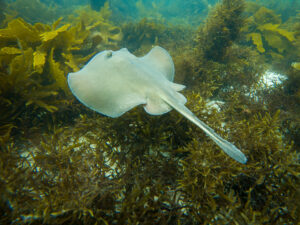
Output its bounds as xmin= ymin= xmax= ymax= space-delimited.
xmin=0 ymin=0 xmax=299 ymax=224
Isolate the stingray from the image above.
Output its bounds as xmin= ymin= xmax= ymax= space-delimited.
xmin=68 ymin=46 xmax=247 ymax=164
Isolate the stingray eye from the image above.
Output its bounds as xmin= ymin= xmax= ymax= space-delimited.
xmin=106 ymin=51 xmax=113 ymax=58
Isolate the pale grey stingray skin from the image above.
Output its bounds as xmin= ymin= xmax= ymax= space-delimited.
xmin=68 ymin=46 xmax=247 ymax=164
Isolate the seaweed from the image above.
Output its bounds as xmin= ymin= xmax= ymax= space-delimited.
xmin=67 ymin=4 xmax=123 ymax=50
xmin=0 ymin=0 xmax=299 ymax=224
xmin=0 ymin=9 xmax=122 ymax=136
xmin=243 ymin=5 xmax=296 ymax=68
xmin=1 ymin=89 xmax=299 ymax=224
xmin=5 ymin=0 xmax=59 ymax=25
xmin=196 ymin=0 xmax=246 ymax=62
xmin=247 ymin=0 xmax=300 ymax=22
xmin=121 ymin=18 xmax=194 ymax=54
xmin=255 ymin=13 xmax=300 ymax=149
xmin=190 ymin=0 xmax=264 ymax=97
xmin=121 ymin=18 xmax=165 ymax=52
xmin=178 ymin=95 xmax=299 ymax=224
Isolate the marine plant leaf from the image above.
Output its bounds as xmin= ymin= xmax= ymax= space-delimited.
xmin=33 ymin=50 xmax=46 ymax=73
xmin=48 ymin=48 xmax=67 ymax=92
xmin=292 ymin=62 xmax=300 ymax=70
xmin=263 ymin=31 xmax=289 ymax=53
xmin=0 ymin=47 xmax=22 ymax=55
xmin=253 ymin=6 xmax=281 ymax=25
xmin=26 ymin=99 xmax=58 ymax=112
xmin=62 ymin=53 xmax=79 ymax=72
xmin=52 ymin=17 xmax=63 ymax=30
xmin=7 ymin=18 xmax=40 ymax=44
xmin=247 ymin=32 xmax=265 ymax=53
xmin=40 ymin=24 xmax=71 ymax=42
xmin=9 ymin=48 xmax=34 ymax=84
xmin=33 ymin=22 xmax=51 ymax=33
xmin=258 ymin=23 xmax=295 ymax=42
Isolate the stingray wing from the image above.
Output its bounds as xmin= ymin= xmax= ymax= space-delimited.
xmin=140 ymin=46 xmax=175 ymax=81
xmin=68 ymin=50 xmax=147 ymax=118
xmin=68 ymin=71 xmax=146 ymax=117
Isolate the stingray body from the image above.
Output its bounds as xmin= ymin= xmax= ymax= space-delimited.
xmin=68 ymin=46 xmax=247 ymax=164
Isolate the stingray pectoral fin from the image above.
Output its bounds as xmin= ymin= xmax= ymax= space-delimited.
xmin=167 ymin=99 xmax=247 ymax=164
xmin=143 ymin=86 xmax=185 ymax=115
xmin=104 ymin=93 xmax=147 ymax=118
xmin=140 ymin=46 xmax=175 ymax=81
xmin=68 ymin=72 xmax=147 ymax=118
xmin=171 ymin=83 xmax=186 ymax=92
xmin=144 ymin=97 xmax=172 ymax=115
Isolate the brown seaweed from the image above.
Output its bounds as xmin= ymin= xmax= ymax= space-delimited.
xmin=0 ymin=0 xmax=299 ymax=224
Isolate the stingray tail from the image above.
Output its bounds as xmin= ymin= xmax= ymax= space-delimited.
xmin=165 ymin=97 xmax=247 ymax=164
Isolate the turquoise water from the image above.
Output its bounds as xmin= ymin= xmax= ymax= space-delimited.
xmin=2 ymin=0 xmax=299 ymax=25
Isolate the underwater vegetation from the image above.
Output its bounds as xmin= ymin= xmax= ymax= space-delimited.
xmin=248 ymin=0 xmax=300 ymax=22
xmin=243 ymin=3 xmax=296 ymax=68
xmin=0 ymin=5 xmax=122 ymax=138
xmin=4 ymin=0 xmax=61 ymax=25
xmin=196 ymin=0 xmax=246 ymax=62
xmin=189 ymin=0 xmax=265 ymax=100
xmin=0 ymin=0 xmax=299 ymax=224
xmin=259 ymin=12 xmax=300 ymax=150
xmin=121 ymin=18 xmax=193 ymax=54
xmin=67 ymin=4 xmax=122 ymax=50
